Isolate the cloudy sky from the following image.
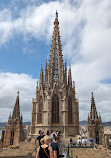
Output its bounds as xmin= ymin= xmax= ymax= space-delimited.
xmin=0 ymin=0 xmax=111 ymax=122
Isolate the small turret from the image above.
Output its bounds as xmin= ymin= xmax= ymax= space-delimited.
xmin=64 ymin=61 xmax=67 ymax=85
xmin=68 ymin=65 xmax=72 ymax=88
xmin=36 ymin=81 xmax=39 ymax=89
xmin=45 ymin=59 xmax=48 ymax=84
xmin=8 ymin=112 xmax=12 ymax=125
xmin=99 ymin=112 xmax=102 ymax=124
xmin=20 ymin=114 xmax=23 ymax=125
xmin=73 ymin=81 xmax=76 ymax=100
xmin=88 ymin=113 xmax=90 ymax=124
xmin=39 ymin=64 xmax=44 ymax=85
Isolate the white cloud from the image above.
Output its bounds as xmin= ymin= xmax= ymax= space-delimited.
xmin=0 ymin=72 xmax=36 ymax=122
xmin=0 ymin=0 xmax=111 ymax=122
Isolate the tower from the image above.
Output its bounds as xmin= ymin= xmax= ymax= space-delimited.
xmin=87 ymin=92 xmax=104 ymax=145
xmin=30 ymin=12 xmax=79 ymax=137
xmin=4 ymin=92 xmax=24 ymax=147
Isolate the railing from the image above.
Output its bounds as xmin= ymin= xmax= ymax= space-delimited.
xmin=27 ymin=147 xmax=37 ymax=158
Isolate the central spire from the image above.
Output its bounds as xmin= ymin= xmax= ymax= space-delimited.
xmin=48 ymin=12 xmax=64 ymax=86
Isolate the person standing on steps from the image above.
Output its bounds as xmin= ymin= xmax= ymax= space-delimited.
xmin=51 ymin=136 xmax=63 ymax=158
xmin=36 ymin=135 xmax=53 ymax=158
xmin=35 ymin=130 xmax=44 ymax=147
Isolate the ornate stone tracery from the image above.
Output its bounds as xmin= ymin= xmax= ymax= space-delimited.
xmin=30 ymin=12 xmax=79 ymax=137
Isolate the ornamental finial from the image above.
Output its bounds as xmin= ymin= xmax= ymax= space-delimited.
xmin=56 ymin=10 xmax=58 ymax=18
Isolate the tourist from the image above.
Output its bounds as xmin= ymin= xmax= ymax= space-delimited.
xmin=70 ymin=138 xmax=73 ymax=146
xmin=35 ymin=130 xmax=44 ymax=146
xmin=85 ymin=137 xmax=87 ymax=146
xmin=73 ymin=139 xmax=76 ymax=145
xmin=36 ymin=135 xmax=53 ymax=158
xmin=51 ymin=136 xmax=62 ymax=158
xmin=82 ymin=138 xmax=85 ymax=145
xmin=77 ymin=138 xmax=81 ymax=146
xmin=47 ymin=130 xmax=50 ymax=136
xmin=90 ymin=138 xmax=93 ymax=146
xmin=58 ymin=131 xmax=61 ymax=136
xmin=50 ymin=131 xmax=56 ymax=142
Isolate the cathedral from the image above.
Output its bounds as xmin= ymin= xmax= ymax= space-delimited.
xmin=87 ymin=92 xmax=104 ymax=145
xmin=4 ymin=92 xmax=24 ymax=147
xmin=30 ymin=12 xmax=79 ymax=137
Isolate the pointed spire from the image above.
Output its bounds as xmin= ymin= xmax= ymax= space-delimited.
xmin=99 ymin=112 xmax=102 ymax=124
xmin=73 ymin=81 xmax=75 ymax=89
xmin=48 ymin=12 xmax=64 ymax=86
xmin=68 ymin=65 xmax=72 ymax=88
xmin=39 ymin=64 xmax=44 ymax=85
xmin=20 ymin=114 xmax=23 ymax=124
xmin=64 ymin=60 xmax=67 ymax=85
xmin=73 ymin=81 xmax=75 ymax=99
xmin=37 ymin=81 xmax=39 ymax=89
xmin=8 ymin=112 xmax=11 ymax=125
xmin=88 ymin=113 xmax=90 ymax=124
xmin=17 ymin=91 xmax=19 ymax=97
xmin=45 ymin=59 xmax=48 ymax=84
xmin=12 ymin=91 xmax=20 ymax=121
xmin=90 ymin=92 xmax=98 ymax=121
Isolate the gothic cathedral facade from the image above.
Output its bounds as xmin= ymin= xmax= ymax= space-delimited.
xmin=30 ymin=12 xmax=79 ymax=137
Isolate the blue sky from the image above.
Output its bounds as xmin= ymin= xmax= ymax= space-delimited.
xmin=0 ymin=35 xmax=50 ymax=77
xmin=0 ymin=0 xmax=51 ymax=78
xmin=0 ymin=0 xmax=111 ymax=122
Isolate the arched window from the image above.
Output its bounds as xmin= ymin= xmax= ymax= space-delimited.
xmin=37 ymin=96 xmax=43 ymax=124
xmin=68 ymin=96 xmax=73 ymax=123
xmin=95 ymin=128 xmax=99 ymax=144
xmin=10 ymin=130 xmax=14 ymax=145
xmin=52 ymin=94 xmax=59 ymax=124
